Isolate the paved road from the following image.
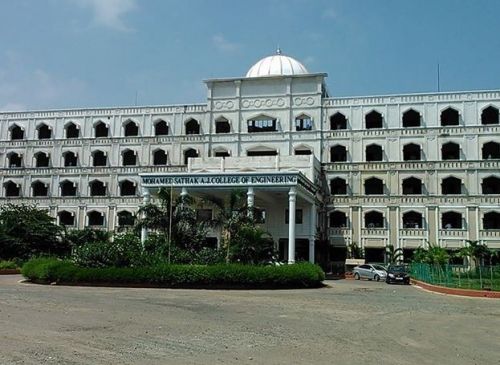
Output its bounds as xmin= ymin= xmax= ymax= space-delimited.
xmin=0 ymin=275 xmax=499 ymax=365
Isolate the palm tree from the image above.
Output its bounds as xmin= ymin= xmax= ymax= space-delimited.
xmin=459 ymin=240 xmax=489 ymax=268
xmin=385 ymin=244 xmax=403 ymax=264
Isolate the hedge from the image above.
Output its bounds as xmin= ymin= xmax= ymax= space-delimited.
xmin=21 ymin=258 xmax=325 ymax=289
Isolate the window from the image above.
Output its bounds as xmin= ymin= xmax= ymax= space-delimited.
xmin=330 ymin=211 xmax=347 ymax=228
xmin=34 ymin=152 xmax=50 ymax=167
xmin=185 ymin=119 xmax=200 ymax=135
xmin=196 ymin=209 xmax=213 ymax=222
xmin=441 ymin=142 xmax=460 ymax=160
xmin=365 ymin=144 xmax=383 ymax=162
xmin=94 ymin=121 xmax=109 ymax=138
xmin=482 ymin=141 xmax=500 ymax=159
xmin=482 ymin=176 xmax=500 ymax=194
xmin=184 ymin=148 xmax=198 ymax=165
xmin=294 ymin=148 xmax=312 ymax=156
xmin=4 ymin=181 xmax=20 ymax=197
xmin=119 ymin=180 xmax=136 ymax=196
xmin=92 ymin=150 xmax=107 ymax=167
xmin=215 ymin=117 xmax=230 ymax=134
xmin=246 ymin=148 xmax=278 ymax=157
xmin=124 ymin=120 xmax=139 ymax=136
xmin=364 ymin=177 xmax=384 ymax=195
xmin=403 ymin=143 xmax=421 ymax=161
xmin=65 ymin=122 xmax=79 ymax=138
xmin=154 ymin=120 xmax=169 ymax=136
xmin=441 ymin=176 xmax=461 ymax=195
xmin=481 ymin=106 xmax=499 ymax=125
xmin=330 ymin=145 xmax=347 ymax=162
xmin=8 ymin=152 xmax=22 ymax=168
xmin=32 ymin=181 xmax=48 ymax=197
xmin=63 ymin=151 xmax=78 ymax=167
xmin=87 ymin=211 xmax=104 ymax=226
xmin=330 ymin=113 xmax=347 ymax=130
xmin=58 ymin=211 xmax=75 ymax=226
xmin=89 ymin=180 xmax=106 ymax=196
xmin=60 ymin=180 xmax=77 ymax=196
xmin=10 ymin=125 xmax=24 ymax=140
xmin=402 ymin=109 xmax=421 ymax=127
xmin=247 ymin=116 xmax=277 ymax=132
xmin=402 ymin=177 xmax=422 ymax=195
xmin=402 ymin=211 xmax=423 ymax=228
xmin=442 ymin=211 xmax=462 ymax=229
xmin=118 ymin=211 xmax=134 ymax=227
xmin=440 ymin=107 xmax=459 ymax=126
xmin=37 ymin=124 xmax=52 ymax=139
xmin=365 ymin=211 xmax=384 ymax=228
xmin=483 ymin=211 xmax=500 ymax=229
xmin=153 ymin=149 xmax=168 ymax=165
xmin=214 ymin=149 xmax=230 ymax=158
xmin=365 ymin=111 xmax=383 ymax=129
xmin=330 ymin=178 xmax=347 ymax=195
xmin=122 ymin=149 xmax=137 ymax=166
xmin=295 ymin=115 xmax=312 ymax=131
xmin=285 ymin=209 xmax=303 ymax=224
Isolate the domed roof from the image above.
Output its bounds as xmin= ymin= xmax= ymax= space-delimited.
xmin=246 ymin=49 xmax=309 ymax=78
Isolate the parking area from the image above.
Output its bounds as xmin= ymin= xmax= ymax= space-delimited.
xmin=1 ymin=275 xmax=499 ymax=365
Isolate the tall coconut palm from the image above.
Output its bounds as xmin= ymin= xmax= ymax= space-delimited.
xmin=385 ymin=244 xmax=403 ymax=264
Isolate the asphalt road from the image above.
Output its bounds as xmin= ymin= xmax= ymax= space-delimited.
xmin=0 ymin=275 xmax=499 ymax=365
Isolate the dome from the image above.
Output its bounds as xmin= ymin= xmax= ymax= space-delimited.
xmin=246 ymin=49 xmax=309 ymax=78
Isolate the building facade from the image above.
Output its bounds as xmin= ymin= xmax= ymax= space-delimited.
xmin=1 ymin=51 xmax=500 ymax=266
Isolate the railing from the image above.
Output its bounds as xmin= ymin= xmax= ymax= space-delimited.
xmin=328 ymin=195 xmax=500 ymax=205
xmin=328 ymin=228 xmax=350 ymax=236
xmin=479 ymin=229 xmax=500 ymax=238
xmin=0 ymin=165 xmax=187 ymax=176
xmin=361 ymin=228 xmax=388 ymax=236
xmin=400 ymin=228 xmax=426 ymax=237
xmin=438 ymin=229 xmax=467 ymax=237
xmin=323 ymin=159 xmax=500 ymax=172
xmin=2 ymin=196 xmax=143 ymax=205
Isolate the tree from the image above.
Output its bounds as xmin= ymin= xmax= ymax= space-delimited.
xmin=230 ymin=224 xmax=275 ymax=264
xmin=459 ymin=240 xmax=490 ymax=268
xmin=385 ymin=244 xmax=403 ymax=264
xmin=347 ymin=242 xmax=364 ymax=259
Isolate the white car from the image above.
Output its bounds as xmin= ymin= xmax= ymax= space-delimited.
xmin=352 ymin=264 xmax=387 ymax=281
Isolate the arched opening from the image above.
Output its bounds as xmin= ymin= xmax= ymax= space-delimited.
xmin=402 ymin=109 xmax=421 ymax=127
xmin=482 ymin=176 xmax=500 ymax=194
xmin=94 ymin=121 xmax=109 ymax=138
xmin=440 ymin=107 xmax=459 ymax=126
xmin=441 ymin=142 xmax=460 ymax=160
xmin=60 ymin=180 xmax=77 ymax=196
xmin=215 ymin=117 xmax=231 ymax=134
xmin=247 ymin=115 xmax=277 ymax=132
xmin=184 ymin=148 xmax=199 ymax=165
xmin=329 ymin=211 xmax=347 ymax=228
xmin=402 ymin=177 xmax=422 ymax=195
xmin=34 ymin=152 xmax=50 ymax=167
xmin=122 ymin=149 xmax=137 ymax=166
xmin=4 ymin=181 xmax=20 ymax=197
xmin=330 ymin=178 xmax=347 ymax=195
xmin=483 ymin=211 xmax=500 ymax=229
xmin=154 ymin=120 xmax=169 ymax=136
xmin=294 ymin=147 xmax=312 ymax=155
xmin=364 ymin=177 xmax=384 ymax=195
xmin=120 ymin=180 xmax=136 ymax=196
xmin=65 ymin=122 xmax=79 ymax=138
xmin=87 ymin=211 xmax=104 ymax=226
xmin=402 ymin=211 xmax=423 ymax=228
xmin=37 ymin=124 xmax=52 ymax=139
xmin=89 ymin=180 xmax=106 ymax=196
xmin=295 ymin=114 xmax=312 ymax=131
xmin=153 ymin=149 xmax=168 ymax=165
xmin=63 ymin=151 xmax=78 ymax=167
xmin=214 ymin=149 xmax=230 ymax=158
xmin=117 ymin=211 xmax=134 ymax=227
xmin=442 ymin=211 xmax=463 ymax=229
xmin=330 ymin=145 xmax=347 ymax=162
xmin=330 ymin=112 xmax=347 ymax=130
xmin=246 ymin=147 xmax=278 ymax=157
xmin=403 ymin=143 xmax=421 ymax=161
xmin=10 ymin=125 xmax=24 ymax=140
xmin=481 ymin=106 xmax=499 ymax=125
xmin=482 ymin=141 xmax=500 ymax=159
xmin=365 ymin=110 xmax=383 ymax=129
xmin=441 ymin=176 xmax=462 ymax=195
xmin=92 ymin=150 xmax=107 ymax=167
xmin=185 ymin=119 xmax=200 ymax=135
xmin=8 ymin=152 xmax=22 ymax=168
xmin=58 ymin=211 xmax=75 ymax=226
xmin=32 ymin=181 xmax=48 ymax=197
xmin=366 ymin=144 xmax=383 ymax=162
xmin=365 ymin=211 xmax=384 ymax=228
xmin=124 ymin=120 xmax=139 ymax=136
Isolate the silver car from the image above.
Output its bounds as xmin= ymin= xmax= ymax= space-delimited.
xmin=353 ymin=264 xmax=387 ymax=281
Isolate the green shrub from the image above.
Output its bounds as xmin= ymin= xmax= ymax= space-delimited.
xmin=0 ymin=260 xmax=18 ymax=270
xmin=22 ymin=258 xmax=325 ymax=289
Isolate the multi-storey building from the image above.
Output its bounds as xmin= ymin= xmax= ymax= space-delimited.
xmin=1 ymin=51 xmax=499 ymax=266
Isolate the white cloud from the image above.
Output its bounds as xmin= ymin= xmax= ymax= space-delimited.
xmin=212 ymin=34 xmax=240 ymax=53
xmin=73 ymin=0 xmax=137 ymax=32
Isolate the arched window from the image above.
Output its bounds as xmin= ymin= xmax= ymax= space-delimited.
xmin=440 ymin=107 xmax=459 ymax=126
xmin=89 ymin=180 xmax=106 ymax=196
xmin=63 ymin=151 xmax=78 ymax=167
xmin=402 ymin=177 xmax=422 ymax=195
xmin=34 ymin=152 xmax=50 ymax=167
xmin=32 ymin=181 xmax=48 ymax=197
xmin=442 ymin=176 xmax=462 ymax=195
xmin=330 ymin=145 xmax=347 ymax=162
xmin=483 ymin=211 xmax=500 ymax=229
xmin=58 ymin=211 xmax=75 ymax=226
xmin=117 ymin=211 xmax=135 ymax=227
xmin=184 ymin=148 xmax=198 ymax=165
xmin=65 ymin=122 xmax=79 ymax=138
xmin=10 ymin=124 xmax=24 ymax=140
xmin=185 ymin=119 xmax=200 ymax=135
xmin=214 ymin=149 xmax=231 ymax=158
xmin=60 ymin=180 xmax=77 ymax=197
xmin=37 ymin=124 xmax=52 ymax=139
xmin=124 ymin=120 xmax=139 ymax=136
xmin=295 ymin=114 xmax=312 ymax=131
xmin=215 ymin=117 xmax=230 ymax=134
xmin=294 ymin=147 xmax=312 ymax=156
xmin=402 ymin=109 xmax=421 ymax=127
xmin=442 ymin=211 xmax=462 ymax=229
xmin=482 ymin=176 xmax=500 ymax=194
xmin=481 ymin=106 xmax=499 ymax=125
xmin=94 ymin=121 xmax=109 ymax=138
xmin=403 ymin=211 xmax=423 ymax=229
xmin=365 ymin=144 xmax=383 ymax=162
xmin=247 ymin=115 xmax=277 ymax=133
xmin=482 ymin=141 xmax=500 ymax=159
xmin=364 ymin=177 xmax=384 ymax=195
xmin=4 ymin=181 xmax=20 ymax=197
xmin=246 ymin=147 xmax=278 ymax=157
xmin=330 ymin=178 xmax=347 ymax=195
xmin=441 ymin=142 xmax=460 ymax=160
xmin=329 ymin=211 xmax=347 ymax=228
xmin=153 ymin=149 xmax=168 ymax=165
xmin=87 ymin=211 xmax=104 ymax=226
xmin=119 ymin=180 xmax=136 ymax=196
xmin=403 ymin=143 xmax=421 ymax=161
xmin=92 ymin=150 xmax=107 ymax=167
xmin=365 ymin=110 xmax=383 ymax=129
xmin=330 ymin=112 xmax=347 ymax=130
xmin=8 ymin=152 xmax=22 ymax=168
xmin=122 ymin=149 xmax=137 ymax=166
xmin=154 ymin=119 xmax=169 ymax=136
xmin=365 ymin=211 xmax=384 ymax=228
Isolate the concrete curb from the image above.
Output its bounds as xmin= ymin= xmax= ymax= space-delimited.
xmin=411 ymin=279 xmax=500 ymax=299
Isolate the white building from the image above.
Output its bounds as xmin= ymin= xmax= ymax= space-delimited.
xmin=1 ymin=51 xmax=500 ymax=266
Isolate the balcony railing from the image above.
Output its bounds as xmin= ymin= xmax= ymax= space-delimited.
xmin=438 ymin=229 xmax=467 ymax=237
xmin=324 ymin=159 xmax=500 ymax=172
xmin=328 ymin=195 xmax=500 ymax=205
xmin=0 ymin=165 xmax=187 ymax=176
xmin=361 ymin=228 xmax=388 ymax=236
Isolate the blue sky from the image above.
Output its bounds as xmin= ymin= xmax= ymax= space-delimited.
xmin=1 ymin=0 xmax=500 ymax=111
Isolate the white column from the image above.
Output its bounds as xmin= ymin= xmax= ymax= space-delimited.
xmin=309 ymin=203 xmax=317 ymax=264
xmin=181 ymin=187 xmax=188 ymax=197
xmin=140 ymin=189 xmax=151 ymax=246
xmin=288 ymin=187 xmax=296 ymax=264
xmin=247 ymin=187 xmax=254 ymax=218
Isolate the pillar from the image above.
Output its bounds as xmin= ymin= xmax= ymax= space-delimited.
xmin=288 ymin=187 xmax=296 ymax=264
xmin=140 ymin=189 xmax=151 ymax=246
xmin=247 ymin=187 xmax=254 ymax=218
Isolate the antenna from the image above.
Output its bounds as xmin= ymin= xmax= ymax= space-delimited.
xmin=276 ymin=44 xmax=282 ymax=55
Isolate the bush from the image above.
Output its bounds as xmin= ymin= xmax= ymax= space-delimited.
xmin=22 ymin=258 xmax=325 ymax=289
xmin=0 ymin=260 xmax=18 ymax=270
